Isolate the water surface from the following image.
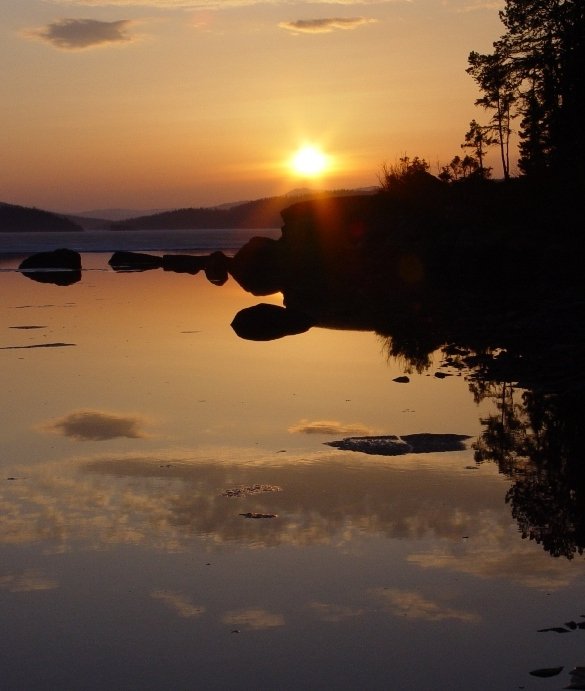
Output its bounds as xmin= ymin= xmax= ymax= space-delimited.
xmin=1 ymin=238 xmax=584 ymax=690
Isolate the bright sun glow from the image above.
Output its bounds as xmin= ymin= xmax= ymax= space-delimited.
xmin=291 ymin=146 xmax=328 ymax=177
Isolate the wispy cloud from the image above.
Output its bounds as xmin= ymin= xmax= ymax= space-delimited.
xmin=279 ymin=17 xmax=377 ymax=34
xmin=52 ymin=0 xmax=211 ymax=5
xmin=52 ymin=1 xmax=389 ymax=6
xmin=444 ymin=0 xmax=504 ymax=12
xmin=41 ymin=409 xmax=150 ymax=440
xmin=24 ymin=18 xmax=135 ymax=50
xmin=288 ymin=419 xmax=375 ymax=435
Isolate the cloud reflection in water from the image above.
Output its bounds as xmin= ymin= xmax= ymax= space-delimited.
xmin=222 ymin=608 xmax=285 ymax=631
xmin=288 ymin=419 xmax=376 ymax=436
xmin=151 ymin=590 xmax=205 ymax=619
xmin=0 ymin=570 xmax=58 ymax=593
xmin=372 ymin=588 xmax=480 ymax=623
xmin=1 ymin=448 xmax=583 ymax=592
xmin=41 ymin=409 xmax=151 ymax=441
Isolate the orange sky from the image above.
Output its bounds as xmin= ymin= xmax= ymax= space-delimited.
xmin=1 ymin=0 xmax=505 ymax=213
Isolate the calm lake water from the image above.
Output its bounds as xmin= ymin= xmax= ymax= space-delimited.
xmin=1 ymin=231 xmax=584 ymax=690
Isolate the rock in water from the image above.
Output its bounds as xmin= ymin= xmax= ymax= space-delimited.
xmin=205 ymin=251 xmax=230 ymax=286
xmin=162 ymin=254 xmax=206 ymax=274
xmin=325 ymin=433 xmax=471 ymax=456
xmin=19 ymin=248 xmax=81 ymax=286
xmin=239 ymin=512 xmax=277 ymax=519
xmin=19 ymin=248 xmax=81 ymax=271
xmin=230 ymin=236 xmax=284 ymax=295
xmin=108 ymin=251 xmax=163 ymax=271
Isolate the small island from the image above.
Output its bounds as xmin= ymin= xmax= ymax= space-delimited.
xmin=0 ymin=202 xmax=82 ymax=233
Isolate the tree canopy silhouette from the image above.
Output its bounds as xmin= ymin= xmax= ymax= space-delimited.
xmin=468 ymin=0 xmax=585 ymax=182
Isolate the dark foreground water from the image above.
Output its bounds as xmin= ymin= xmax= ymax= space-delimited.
xmin=1 ymin=232 xmax=584 ymax=690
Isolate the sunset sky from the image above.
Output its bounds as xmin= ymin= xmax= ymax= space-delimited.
xmin=2 ymin=0 xmax=505 ymax=213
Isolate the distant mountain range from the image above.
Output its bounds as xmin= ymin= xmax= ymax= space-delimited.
xmin=108 ymin=188 xmax=377 ymax=231
xmin=0 ymin=187 xmax=378 ymax=233
xmin=72 ymin=208 xmax=170 ymax=221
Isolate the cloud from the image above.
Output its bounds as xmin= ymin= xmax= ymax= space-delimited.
xmin=279 ymin=17 xmax=377 ymax=34
xmin=447 ymin=0 xmax=504 ymax=12
xmin=288 ymin=419 xmax=375 ymax=435
xmin=52 ymin=1 xmax=389 ymax=6
xmin=41 ymin=409 xmax=150 ymax=441
xmin=222 ymin=608 xmax=285 ymax=630
xmin=372 ymin=588 xmax=480 ymax=623
xmin=151 ymin=590 xmax=205 ymax=618
xmin=24 ymin=18 xmax=135 ymax=50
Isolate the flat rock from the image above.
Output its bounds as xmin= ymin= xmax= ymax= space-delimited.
xmin=239 ymin=512 xmax=277 ymax=519
xmin=326 ymin=433 xmax=471 ymax=456
xmin=109 ymin=251 xmax=163 ymax=271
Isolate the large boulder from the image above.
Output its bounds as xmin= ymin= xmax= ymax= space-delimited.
xmin=19 ymin=248 xmax=81 ymax=271
xmin=229 ymin=236 xmax=285 ymax=295
xmin=19 ymin=248 xmax=82 ymax=286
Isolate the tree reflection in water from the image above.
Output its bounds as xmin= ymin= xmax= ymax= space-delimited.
xmin=472 ymin=383 xmax=584 ymax=559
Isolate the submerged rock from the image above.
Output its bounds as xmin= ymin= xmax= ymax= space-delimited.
xmin=326 ymin=433 xmax=471 ymax=456
xmin=239 ymin=512 xmax=278 ymax=519
xmin=222 ymin=484 xmax=282 ymax=497
xmin=326 ymin=435 xmax=411 ymax=456
xmin=401 ymin=433 xmax=471 ymax=452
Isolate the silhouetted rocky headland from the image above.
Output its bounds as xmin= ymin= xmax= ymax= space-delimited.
xmin=228 ymin=181 xmax=584 ymax=394
xmin=19 ymin=178 xmax=584 ymax=393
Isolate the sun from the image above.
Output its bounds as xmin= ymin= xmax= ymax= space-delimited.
xmin=290 ymin=146 xmax=328 ymax=177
